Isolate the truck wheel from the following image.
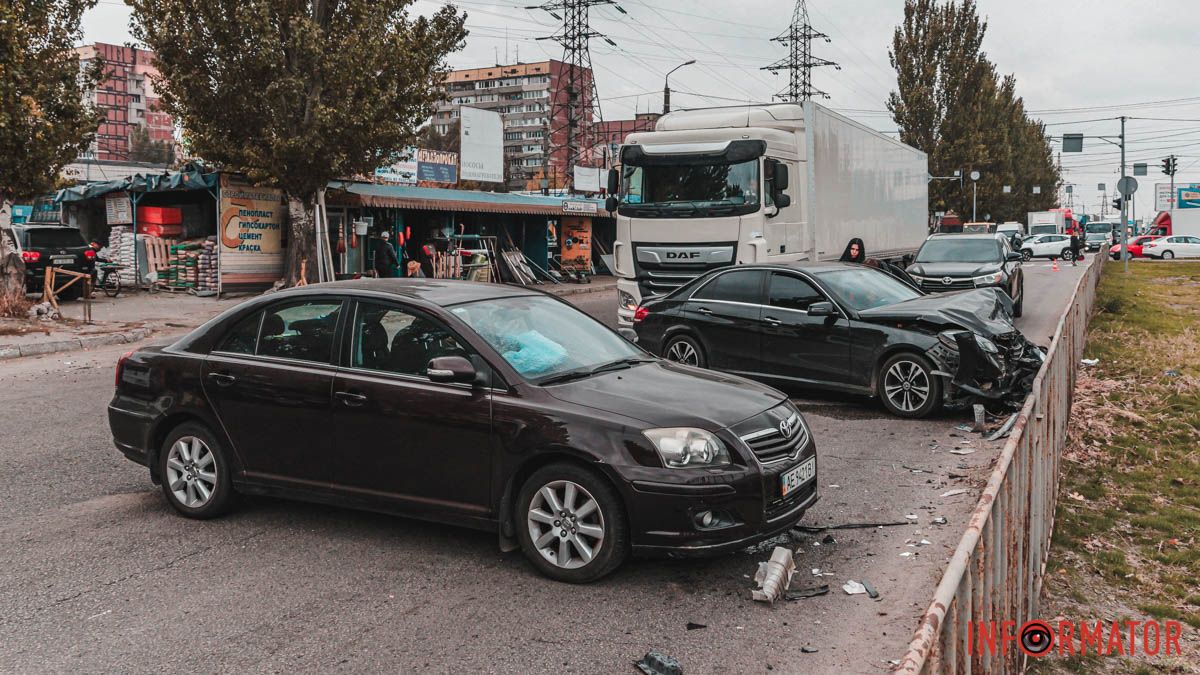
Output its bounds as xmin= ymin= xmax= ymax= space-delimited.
xmin=1162 ymin=250 xmax=1175 ymax=260
xmin=663 ymin=334 xmax=706 ymax=368
xmin=516 ymin=463 xmax=629 ymax=583
xmin=878 ymin=352 xmax=942 ymax=419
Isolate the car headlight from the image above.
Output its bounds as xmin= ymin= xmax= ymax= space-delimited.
xmin=643 ymin=428 xmax=731 ymax=468
xmin=938 ymin=330 xmax=961 ymax=350
xmin=619 ymin=290 xmax=638 ymax=311
xmin=975 ymin=334 xmax=999 ymax=354
xmin=972 ymin=271 xmax=1004 ymax=286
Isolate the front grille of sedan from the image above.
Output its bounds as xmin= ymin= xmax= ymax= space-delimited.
xmin=740 ymin=413 xmax=809 ymax=464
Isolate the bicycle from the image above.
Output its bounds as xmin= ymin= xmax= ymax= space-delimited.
xmin=97 ymin=261 xmax=124 ymax=298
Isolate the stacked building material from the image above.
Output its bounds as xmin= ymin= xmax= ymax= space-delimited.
xmin=108 ymin=226 xmax=137 ymax=285
xmin=196 ymin=237 xmax=218 ymax=292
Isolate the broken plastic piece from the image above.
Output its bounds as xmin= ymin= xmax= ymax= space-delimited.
xmin=1164 ymin=369 xmax=1182 ymax=377
xmin=905 ymin=514 xmax=919 ymax=521
xmin=801 ymin=646 xmax=819 ymax=654
xmin=752 ymin=546 xmax=796 ymax=603
xmin=973 ymin=404 xmax=987 ymax=430
xmin=949 ymin=448 xmax=977 ymax=455
xmin=941 ymin=488 xmax=968 ymax=498
xmin=986 ymin=413 xmax=1019 ymax=441
xmin=1080 ymin=358 xmax=1099 ymax=366
xmin=793 ymin=520 xmax=910 ymax=533
xmin=686 ymin=622 xmax=707 ymax=631
xmin=636 ymin=651 xmax=682 ymax=675
xmin=821 ymin=534 xmax=836 ymax=545
xmin=784 ymin=584 xmax=830 ymax=600
xmin=861 ymin=580 xmax=879 ymax=599
xmin=843 ymin=580 xmax=867 ymax=595
xmin=932 ymin=516 xmax=948 ymax=525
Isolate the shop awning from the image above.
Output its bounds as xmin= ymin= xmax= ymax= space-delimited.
xmin=329 ymin=181 xmax=606 ymax=217
xmin=55 ymin=162 xmax=219 ymax=203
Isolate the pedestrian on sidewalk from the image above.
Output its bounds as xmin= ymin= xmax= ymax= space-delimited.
xmin=373 ymin=230 xmax=399 ymax=278
xmin=1069 ymin=232 xmax=1082 ymax=266
xmin=839 ymin=238 xmax=866 ymax=263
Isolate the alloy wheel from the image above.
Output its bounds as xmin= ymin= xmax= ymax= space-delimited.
xmin=883 ymin=360 xmax=931 ymax=413
xmin=527 ymin=480 xmax=605 ymax=570
xmin=165 ymin=436 xmax=218 ymax=508
xmin=665 ymin=339 xmax=699 ymax=366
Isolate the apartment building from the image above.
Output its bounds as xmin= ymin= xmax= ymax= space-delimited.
xmin=434 ymin=60 xmax=595 ymax=189
xmin=593 ymin=112 xmax=661 ymax=166
xmin=74 ymin=43 xmax=175 ymax=162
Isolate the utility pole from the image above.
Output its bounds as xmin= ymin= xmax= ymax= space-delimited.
xmin=530 ymin=0 xmax=618 ymax=192
xmin=761 ymin=0 xmax=839 ymax=101
xmin=1120 ymin=116 xmax=1129 ymax=271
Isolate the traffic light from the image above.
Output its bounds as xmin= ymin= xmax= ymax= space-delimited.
xmin=1112 ymin=196 xmax=1123 ymax=212
xmin=1161 ymin=155 xmax=1178 ymax=176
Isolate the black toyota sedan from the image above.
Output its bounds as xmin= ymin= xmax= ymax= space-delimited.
xmin=905 ymin=233 xmax=1024 ymax=317
xmin=633 ymin=263 xmax=1042 ymax=419
xmin=108 ymin=279 xmax=818 ymax=583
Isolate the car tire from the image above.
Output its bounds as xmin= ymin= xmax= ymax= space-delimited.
xmin=1162 ymin=250 xmax=1175 ymax=260
xmin=663 ymin=334 xmax=707 ymax=368
xmin=516 ymin=463 xmax=629 ymax=583
xmin=878 ymin=352 xmax=943 ymax=419
xmin=1020 ymin=249 xmax=1032 ymax=261
xmin=1060 ymin=248 xmax=1075 ymax=261
xmin=158 ymin=422 xmax=236 ymax=519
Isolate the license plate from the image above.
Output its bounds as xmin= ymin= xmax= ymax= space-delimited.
xmin=52 ymin=255 xmax=75 ymax=263
xmin=780 ymin=457 xmax=816 ymax=497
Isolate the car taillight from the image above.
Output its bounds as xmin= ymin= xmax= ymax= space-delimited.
xmin=21 ymin=250 xmax=40 ymax=263
xmin=115 ymin=350 xmax=134 ymax=388
xmin=633 ymin=306 xmax=649 ymax=323
xmin=83 ymin=249 xmax=96 ymax=260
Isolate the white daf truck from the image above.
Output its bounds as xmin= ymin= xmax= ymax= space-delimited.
xmin=605 ymin=102 xmax=929 ymax=326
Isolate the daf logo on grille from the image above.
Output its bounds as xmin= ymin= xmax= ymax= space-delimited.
xmin=664 ymin=251 xmax=701 ymax=259
xmin=779 ymin=416 xmax=796 ymax=437
xmin=942 ymin=276 xmax=954 ymax=285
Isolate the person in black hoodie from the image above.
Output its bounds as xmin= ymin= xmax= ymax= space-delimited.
xmin=839 ymin=238 xmax=866 ymax=263
xmin=373 ymin=230 xmax=399 ymax=278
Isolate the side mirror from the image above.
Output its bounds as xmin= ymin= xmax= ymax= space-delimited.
xmin=1007 ymin=252 xmax=1022 ymax=261
xmin=807 ymin=301 xmax=836 ymax=317
xmin=607 ymin=167 xmax=619 ymax=195
xmin=773 ymin=193 xmax=791 ymax=209
xmin=427 ymin=355 xmax=476 ymax=385
xmin=605 ymin=196 xmax=618 ymax=213
xmin=617 ymin=327 xmax=639 ymax=343
xmin=770 ymin=160 xmax=789 ymax=190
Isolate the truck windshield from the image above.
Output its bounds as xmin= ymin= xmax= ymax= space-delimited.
xmin=1085 ymin=223 xmax=1110 ymax=234
xmin=621 ymin=160 xmax=759 ymax=216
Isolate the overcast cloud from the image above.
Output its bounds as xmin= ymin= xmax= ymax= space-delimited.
xmin=83 ymin=0 xmax=1200 ymax=216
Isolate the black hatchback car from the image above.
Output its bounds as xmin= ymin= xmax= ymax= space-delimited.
xmin=109 ymin=279 xmax=818 ymax=582
xmin=905 ymin=234 xmax=1024 ymax=317
xmin=633 ymin=263 xmax=1042 ymax=418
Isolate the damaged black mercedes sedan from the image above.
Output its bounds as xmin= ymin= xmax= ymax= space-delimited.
xmin=632 ymin=262 xmax=1044 ymax=418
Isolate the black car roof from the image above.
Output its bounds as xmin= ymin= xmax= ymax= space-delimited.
xmin=271 ymin=277 xmax=542 ymax=306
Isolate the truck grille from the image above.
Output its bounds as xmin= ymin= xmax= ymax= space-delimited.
xmin=740 ymin=413 xmax=809 ymax=464
xmin=632 ymin=241 xmax=736 ymax=297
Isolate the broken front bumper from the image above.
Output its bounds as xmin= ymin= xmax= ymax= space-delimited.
xmin=926 ymin=330 xmax=1045 ymax=411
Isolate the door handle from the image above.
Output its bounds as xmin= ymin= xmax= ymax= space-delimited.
xmin=207 ymin=372 xmax=236 ymax=387
xmin=763 ymin=316 xmax=781 ymax=326
xmin=697 ymin=306 xmax=713 ymax=315
xmin=335 ymin=391 xmax=368 ymax=406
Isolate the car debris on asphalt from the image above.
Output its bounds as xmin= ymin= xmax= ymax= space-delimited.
xmin=784 ymin=584 xmax=830 ymax=601
xmin=685 ymin=622 xmax=707 ymax=631
xmin=635 ymin=651 xmax=682 ymax=675
xmin=842 ymin=580 xmax=868 ymax=595
xmin=940 ymin=488 xmax=968 ymax=498
xmin=752 ymin=546 xmax=796 ymax=603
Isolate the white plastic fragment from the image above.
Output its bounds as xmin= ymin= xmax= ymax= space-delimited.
xmin=842 ymin=580 xmax=867 ymax=595
xmin=752 ymin=546 xmax=796 ymax=603
xmin=941 ymin=489 xmax=968 ymax=497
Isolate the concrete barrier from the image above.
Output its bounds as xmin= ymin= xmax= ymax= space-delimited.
xmin=897 ymin=258 xmax=1104 ymax=673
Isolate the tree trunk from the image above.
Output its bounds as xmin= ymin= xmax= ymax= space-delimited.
xmin=284 ymin=194 xmax=318 ymax=286
xmin=0 ymin=198 xmax=28 ymax=317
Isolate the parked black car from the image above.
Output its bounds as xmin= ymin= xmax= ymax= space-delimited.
xmin=905 ymin=233 xmax=1024 ymax=317
xmin=4 ymin=224 xmax=96 ymax=298
xmin=633 ymin=262 xmax=1043 ymax=418
xmin=109 ymin=279 xmax=818 ymax=583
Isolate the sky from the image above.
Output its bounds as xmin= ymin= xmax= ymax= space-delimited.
xmin=82 ymin=0 xmax=1200 ymax=219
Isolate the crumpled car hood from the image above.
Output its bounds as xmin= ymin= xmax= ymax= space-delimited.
xmin=857 ymin=288 xmax=1016 ymax=337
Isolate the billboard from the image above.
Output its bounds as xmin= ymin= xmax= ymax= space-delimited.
xmin=573 ymin=166 xmax=601 ymax=193
xmin=105 ymin=193 xmax=132 ymax=224
xmin=1155 ymin=183 xmax=1200 ymax=210
xmin=417 ymin=148 xmax=458 ymax=184
xmin=375 ymin=147 xmax=418 ymax=185
xmin=459 ymin=107 xmax=504 ymax=183
xmin=219 ymin=174 xmax=285 ymax=291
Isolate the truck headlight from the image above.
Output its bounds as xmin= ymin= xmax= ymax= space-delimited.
xmin=972 ymin=272 xmax=1004 ymax=286
xmin=619 ymin=290 xmax=638 ymax=311
xmin=643 ymin=428 xmax=731 ymax=468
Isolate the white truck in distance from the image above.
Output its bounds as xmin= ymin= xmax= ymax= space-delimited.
xmin=606 ymin=102 xmax=929 ymax=326
xmin=1027 ymin=210 xmax=1065 ymax=236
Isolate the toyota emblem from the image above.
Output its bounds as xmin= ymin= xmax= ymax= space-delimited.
xmin=942 ymin=276 xmax=954 ymax=285
xmin=779 ymin=416 xmax=795 ymax=437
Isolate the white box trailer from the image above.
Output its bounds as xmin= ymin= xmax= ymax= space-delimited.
xmin=1027 ymin=210 xmax=1065 ymax=235
xmin=611 ymin=102 xmax=929 ymax=325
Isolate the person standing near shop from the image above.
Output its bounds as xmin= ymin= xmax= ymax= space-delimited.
xmin=373 ymin=230 xmax=399 ymax=278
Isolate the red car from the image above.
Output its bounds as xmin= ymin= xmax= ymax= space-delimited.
xmin=1110 ymin=235 xmax=1162 ymax=260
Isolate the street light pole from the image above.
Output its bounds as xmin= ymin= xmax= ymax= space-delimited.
xmin=1120 ymin=116 xmax=1129 ymax=272
xmin=663 ymin=59 xmax=696 ymax=115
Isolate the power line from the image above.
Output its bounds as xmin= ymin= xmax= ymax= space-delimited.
xmin=762 ymin=0 xmax=839 ymax=101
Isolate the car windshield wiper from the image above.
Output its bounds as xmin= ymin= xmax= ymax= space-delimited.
xmin=537 ymin=357 xmax=652 ymax=386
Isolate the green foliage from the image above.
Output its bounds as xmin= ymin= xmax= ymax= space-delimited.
xmin=0 ymin=0 xmax=104 ymax=199
xmin=887 ymin=0 xmax=1060 ymax=222
xmin=128 ymin=124 xmax=173 ymax=165
xmin=128 ymin=0 xmax=467 ymax=281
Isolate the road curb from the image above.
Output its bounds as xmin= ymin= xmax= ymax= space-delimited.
xmin=0 ymin=328 xmax=154 ymax=362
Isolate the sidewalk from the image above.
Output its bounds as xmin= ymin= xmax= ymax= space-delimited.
xmin=1 ymin=276 xmax=617 ymax=361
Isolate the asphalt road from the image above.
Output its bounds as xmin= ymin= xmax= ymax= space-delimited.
xmin=0 ymin=259 xmax=1090 ymax=673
